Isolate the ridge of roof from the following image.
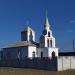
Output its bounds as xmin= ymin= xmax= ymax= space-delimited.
xmin=3 ymin=41 xmax=37 ymax=48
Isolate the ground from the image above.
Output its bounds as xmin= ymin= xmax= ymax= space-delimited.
xmin=0 ymin=67 xmax=75 ymax=75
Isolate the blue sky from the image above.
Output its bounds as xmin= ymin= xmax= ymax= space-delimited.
xmin=0 ymin=0 xmax=75 ymax=52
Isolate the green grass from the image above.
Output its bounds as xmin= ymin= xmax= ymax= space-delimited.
xmin=0 ymin=67 xmax=75 ymax=75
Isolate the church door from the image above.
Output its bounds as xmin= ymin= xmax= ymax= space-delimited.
xmin=32 ymin=51 xmax=35 ymax=58
xmin=52 ymin=51 xmax=55 ymax=58
xmin=41 ymin=52 xmax=43 ymax=58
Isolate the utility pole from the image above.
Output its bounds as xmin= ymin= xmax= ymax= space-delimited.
xmin=72 ymin=39 xmax=75 ymax=51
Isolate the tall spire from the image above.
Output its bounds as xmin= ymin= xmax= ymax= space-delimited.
xmin=45 ymin=11 xmax=50 ymax=28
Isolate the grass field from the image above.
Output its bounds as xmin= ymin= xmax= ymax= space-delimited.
xmin=0 ymin=67 xmax=75 ymax=75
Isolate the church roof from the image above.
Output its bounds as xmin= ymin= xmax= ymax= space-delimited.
xmin=22 ymin=27 xmax=35 ymax=33
xmin=3 ymin=41 xmax=36 ymax=48
xmin=45 ymin=16 xmax=50 ymax=27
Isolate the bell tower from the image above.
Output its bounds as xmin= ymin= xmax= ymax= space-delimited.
xmin=40 ymin=15 xmax=55 ymax=48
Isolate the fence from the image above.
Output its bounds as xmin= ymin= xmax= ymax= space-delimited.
xmin=0 ymin=57 xmax=57 ymax=71
xmin=58 ymin=56 xmax=75 ymax=71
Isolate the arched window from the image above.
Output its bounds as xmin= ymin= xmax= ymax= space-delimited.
xmin=32 ymin=51 xmax=35 ymax=58
xmin=50 ymin=40 xmax=52 ymax=47
xmin=48 ymin=32 xmax=50 ymax=37
xmin=41 ymin=52 xmax=43 ymax=58
xmin=47 ymin=39 xmax=49 ymax=47
xmin=52 ymin=51 xmax=55 ymax=58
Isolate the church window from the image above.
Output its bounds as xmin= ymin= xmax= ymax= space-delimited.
xmin=50 ymin=40 xmax=52 ymax=47
xmin=48 ymin=32 xmax=50 ymax=37
xmin=47 ymin=39 xmax=49 ymax=47
xmin=32 ymin=51 xmax=35 ymax=58
xmin=52 ymin=51 xmax=55 ymax=58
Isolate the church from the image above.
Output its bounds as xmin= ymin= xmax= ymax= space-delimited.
xmin=0 ymin=15 xmax=75 ymax=71
xmin=2 ymin=16 xmax=58 ymax=59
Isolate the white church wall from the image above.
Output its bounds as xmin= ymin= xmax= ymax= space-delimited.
xmin=37 ymin=48 xmax=48 ymax=57
xmin=45 ymin=37 xmax=48 ymax=47
xmin=52 ymin=37 xmax=55 ymax=48
xmin=48 ymin=48 xmax=58 ymax=58
xmin=28 ymin=46 xmax=37 ymax=58
xmin=37 ymin=48 xmax=58 ymax=58
xmin=44 ymin=35 xmax=56 ymax=48
xmin=57 ymin=56 xmax=75 ymax=71
xmin=27 ymin=29 xmax=35 ymax=42
xmin=32 ymin=31 xmax=35 ymax=41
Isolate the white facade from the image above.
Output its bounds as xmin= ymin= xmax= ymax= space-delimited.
xmin=37 ymin=48 xmax=58 ymax=58
xmin=27 ymin=28 xmax=35 ymax=42
xmin=28 ymin=46 xmax=37 ymax=58
xmin=37 ymin=48 xmax=48 ymax=57
xmin=48 ymin=48 xmax=58 ymax=58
